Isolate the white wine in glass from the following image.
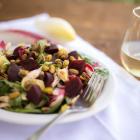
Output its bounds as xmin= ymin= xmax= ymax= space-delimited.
xmin=121 ymin=7 xmax=140 ymax=78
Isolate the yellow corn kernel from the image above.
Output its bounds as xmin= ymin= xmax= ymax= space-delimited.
xmin=43 ymin=87 xmax=53 ymax=94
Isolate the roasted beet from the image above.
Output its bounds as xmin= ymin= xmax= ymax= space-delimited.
xmin=44 ymin=72 xmax=54 ymax=86
xmin=45 ymin=44 xmax=58 ymax=54
xmin=13 ymin=47 xmax=25 ymax=59
xmin=7 ymin=63 xmax=21 ymax=82
xmin=26 ymin=85 xmax=42 ymax=105
xmin=6 ymin=54 xmax=16 ymax=60
xmin=19 ymin=58 xmax=39 ymax=71
xmin=68 ymin=60 xmax=85 ymax=74
xmin=68 ymin=51 xmax=78 ymax=59
xmin=65 ymin=76 xmax=83 ymax=98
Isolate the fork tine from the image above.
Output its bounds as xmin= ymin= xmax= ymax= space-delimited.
xmin=83 ymin=74 xmax=97 ymax=99
xmin=88 ymin=77 xmax=105 ymax=106
xmin=85 ymin=75 xmax=101 ymax=102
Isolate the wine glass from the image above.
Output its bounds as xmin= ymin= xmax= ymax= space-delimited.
xmin=121 ymin=7 xmax=140 ymax=78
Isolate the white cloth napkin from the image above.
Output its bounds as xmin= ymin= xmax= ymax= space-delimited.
xmin=0 ymin=14 xmax=140 ymax=140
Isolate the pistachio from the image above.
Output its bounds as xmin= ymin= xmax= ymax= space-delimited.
xmin=63 ymin=60 xmax=69 ymax=68
xmin=0 ymin=55 xmax=10 ymax=73
xmin=42 ymin=65 xmax=49 ymax=72
xmin=69 ymin=68 xmax=79 ymax=75
xmin=55 ymin=59 xmax=63 ymax=68
xmin=60 ymin=104 xmax=70 ymax=112
xmin=45 ymin=54 xmax=52 ymax=61
xmin=56 ymin=63 xmax=63 ymax=68
xmin=61 ymin=54 xmax=68 ymax=59
xmin=55 ymin=59 xmax=62 ymax=63
xmin=43 ymin=87 xmax=53 ymax=94
xmin=19 ymin=69 xmax=29 ymax=77
xmin=69 ymin=56 xmax=75 ymax=61
xmin=57 ymin=48 xmax=68 ymax=59
xmin=9 ymin=92 xmax=20 ymax=99
xmin=49 ymin=65 xmax=56 ymax=74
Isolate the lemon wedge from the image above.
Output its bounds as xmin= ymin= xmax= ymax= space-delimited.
xmin=35 ymin=17 xmax=76 ymax=43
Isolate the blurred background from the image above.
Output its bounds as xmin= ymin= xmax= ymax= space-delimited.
xmin=100 ymin=0 xmax=140 ymax=2
xmin=0 ymin=0 xmax=138 ymax=65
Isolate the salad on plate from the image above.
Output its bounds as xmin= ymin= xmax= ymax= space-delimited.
xmin=0 ymin=40 xmax=108 ymax=114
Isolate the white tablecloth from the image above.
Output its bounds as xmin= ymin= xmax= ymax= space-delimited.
xmin=0 ymin=14 xmax=140 ymax=140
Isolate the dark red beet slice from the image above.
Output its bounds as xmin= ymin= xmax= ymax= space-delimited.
xmin=44 ymin=44 xmax=58 ymax=54
xmin=7 ymin=63 xmax=21 ymax=82
xmin=69 ymin=75 xmax=76 ymax=80
xmin=26 ymin=85 xmax=42 ymax=105
xmin=44 ymin=72 xmax=54 ymax=87
xmin=6 ymin=54 xmax=17 ymax=60
xmin=45 ymin=94 xmax=57 ymax=106
xmin=19 ymin=58 xmax=39 ymax=71
xmin=65 ymin=76 xmax=83 ymax=98
xmin=68 ymin=51 xmax=78 ymax=59
xmin=13 ymin=47 xmax=26 ymax=59
xmin=68 ymin=60 xmax=85 ymax=74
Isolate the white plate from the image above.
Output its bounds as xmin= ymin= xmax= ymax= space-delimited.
xmin=0 ymin=30 xmax=116 ymax=125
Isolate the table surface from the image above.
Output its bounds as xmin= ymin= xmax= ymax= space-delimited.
xmin=0 ymin=0 xmax=137 ymax=65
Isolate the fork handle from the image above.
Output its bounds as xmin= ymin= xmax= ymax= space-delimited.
xmin=27 ymin=109 xmax=70 ymax=140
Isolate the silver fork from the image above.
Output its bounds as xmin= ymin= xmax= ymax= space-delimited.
xmin=27 ymin=74 xmax=106 ymax=140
